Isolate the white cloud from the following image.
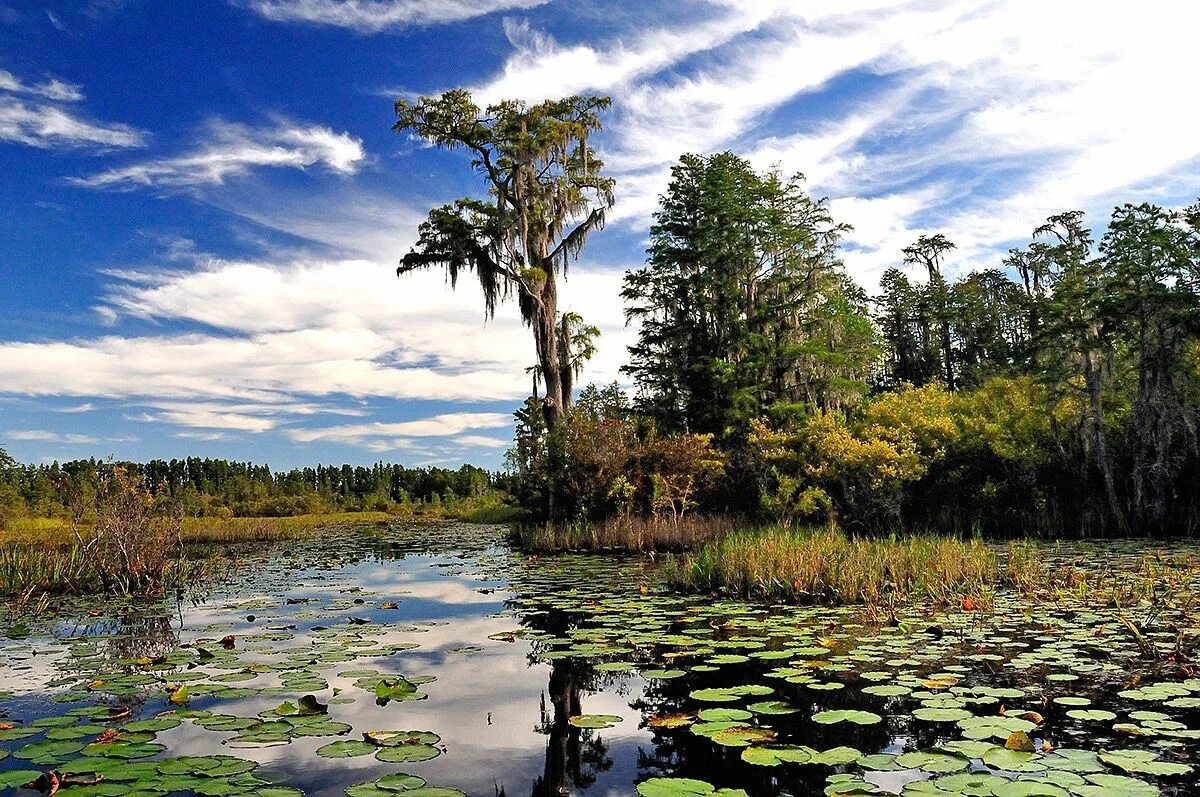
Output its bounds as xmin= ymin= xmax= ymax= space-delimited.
xmin=453 ymin=434 xmax=509 ymax=448
xmin=473 ymin=10 xmax=783 ymax=108
xmin=7 ymin=430 xmax=100 ymax=444
xmin=0 ymin=256 xmax=629 ymax=434
xmin=239 ymin=0 xmax=549 ymax=32
xmin=0 ymin=96 xmax=145 ymax=149
xmin=0 ymin=68 xmax=144 ymax=150
xmin=290 ymin=413 xmax=512 ymax=451
xmin=469 ymin=0 xmax=1200 ymax=287
xmin=131 ymin=408 xmax=280 ymax=433
xmin=0 ymin=69 xmax=83 ymax=101
xmin=73 ymin=120 xmax=364 ymax=188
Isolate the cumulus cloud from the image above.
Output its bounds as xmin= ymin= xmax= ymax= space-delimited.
xmin=73 ymin=120 xmax=365 ymax=188
xmin=238 ymin=0 xmax=549 ymax=33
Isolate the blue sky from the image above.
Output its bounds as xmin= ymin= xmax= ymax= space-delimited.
xmin=1 ymin=0 xmax=1197 ymax=469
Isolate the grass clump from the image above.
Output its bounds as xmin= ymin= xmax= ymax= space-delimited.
xmin=665 ymin=526 xmax=1004 ymax=606
xmin=517 ymin=515 xmax=735 ymax=553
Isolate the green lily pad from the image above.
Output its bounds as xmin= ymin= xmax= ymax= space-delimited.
xmin=568 ymin=714 xmax=623 ymax=729
xmin=812 ymin=710 xmax=882 ymax=726
xmin=316 ymin=740 xmax=377 ymax=758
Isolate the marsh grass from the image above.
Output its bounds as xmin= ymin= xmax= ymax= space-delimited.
xmin=1 ymin=505 xmax=518 ymax=600
xmin=0 ymin=544 xmax=91 ymax=600
xmin=456 ymin=504 xmax=527 ymax=524
xmin=665 ymin=526 xmax=1005 ymax=606
xmin=667 ymin=527 xmax=1200 ymax=612
xmin=179 ymin=511 xmax=393 ymax=543
xmin=517 ymin=515 xmax=735 ymax=553
xmin=1010 ymin=541 xmax=1200 ymax=609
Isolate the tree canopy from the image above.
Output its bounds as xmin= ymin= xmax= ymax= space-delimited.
xmin=394 ymin=90 xmax=613 ymax=429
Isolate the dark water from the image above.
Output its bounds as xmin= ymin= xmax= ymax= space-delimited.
xmin=1 ymin=523 xmax=1197 ymax=797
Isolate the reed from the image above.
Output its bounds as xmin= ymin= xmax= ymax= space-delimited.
xmin=516 ymin=515 xmax=736 ymax=553
xmin=665 ymin=526 xmax=1001 ymax=605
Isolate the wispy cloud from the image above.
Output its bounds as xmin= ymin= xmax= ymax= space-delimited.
xmin=129 ymin=407 xmax=280 ymax=433
xmin=0 ymin=69 xmax=83 ymax=101
xmin=0 ymin=69 xmax=145 ymax=149
xmin=472 ymin=10 xmax=779 ymax=108
xmin=470 ymin=0 xmax=1200 ymax=284
xmin=73 ymin=120 xmax=365 ymax=188
xmin=56 ymin=402 xmax=96 ymax=414
xmin=289 ymin=412 xmax=512 ymax=452
xmin=7 ymin=429 xmax=101 ymax=444
xmin=238 ymin=0 xmax=549 ymax=33
xmin=453 ymin=434 xmax=509 ymax=448
xmin=0 ymin=253 xmax=629 ymax=444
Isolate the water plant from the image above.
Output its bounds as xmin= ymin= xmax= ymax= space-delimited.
xmin=664 ymin=526 xmax=1002 ymax=605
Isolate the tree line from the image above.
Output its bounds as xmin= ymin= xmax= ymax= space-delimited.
xmin=393 ymin=90 xmax=1200 ymax=537
xmin=0 ymin=452 xmax=497 ymax=524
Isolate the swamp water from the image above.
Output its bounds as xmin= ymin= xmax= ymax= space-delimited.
xmin=1 ymin=523 xmax=1198 ymax=797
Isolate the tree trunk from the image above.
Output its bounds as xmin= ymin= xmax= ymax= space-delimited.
xmin=534 ymin=259 xmax=568 ymax=521
xmin=1084 ymin=349 xmax=1123 ymax=533
xmin=940 ymin=316 xmax=955 ymax=390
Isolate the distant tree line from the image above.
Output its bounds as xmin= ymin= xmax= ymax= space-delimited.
xmin=0 ymin=452 xmax=497 ymax=523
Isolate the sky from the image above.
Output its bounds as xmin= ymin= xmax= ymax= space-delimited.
xmin=1 ymin=0 xmax=1198 ymax=470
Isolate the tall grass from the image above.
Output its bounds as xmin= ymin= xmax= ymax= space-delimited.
xmin=517 ymin=515 xmax=736 ymax=553
xmin=179 ymin=512 xmax=392 ymax=544
xmin=665 ymin=526 xmax=1003 ymax=605
xmin=0 ymin=544 xmax=92 ymax=599
xmin=666 ymin=527 xmax=1200 ymax=609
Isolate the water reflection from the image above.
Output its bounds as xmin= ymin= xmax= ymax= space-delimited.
xmin=2 ymin=524 xmax=1197 ymax=797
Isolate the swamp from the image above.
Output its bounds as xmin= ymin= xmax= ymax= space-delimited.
xmin=4 ymin=6 xmax=1200 ymax=797
xmin=1 ymin=521 xmax=1197 ymax=797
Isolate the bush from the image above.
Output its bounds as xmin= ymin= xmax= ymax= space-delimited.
xmin=73 ymin=467 xmax=186 ymax=594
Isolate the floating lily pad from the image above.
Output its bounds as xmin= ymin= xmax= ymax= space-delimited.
xmin=812 ymin=710 xmax=881 ymax=726
xmin=316 ymin=740 xmax=376 ymax=758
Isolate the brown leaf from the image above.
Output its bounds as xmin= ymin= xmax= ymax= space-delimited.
xmin=1005 ymin=731 xmax=1035 ymax=752
xmin=219 ymin=635 xmax=236 ymax=649
xmin=363 ymin=730 xmax=424 ymax=747
xmin=648 ymin=713 xmax=695 ymax=729
xmin=21 ymin=771 xmax=61 ymax=796
xmin=61 ymin=774 xmax=104 ymax=788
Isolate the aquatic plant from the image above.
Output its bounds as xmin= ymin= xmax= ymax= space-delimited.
xmin=517 ymin=514 xmax=735 ymax=553
xmin=665 ymin=527 xmax=1002 ymax=605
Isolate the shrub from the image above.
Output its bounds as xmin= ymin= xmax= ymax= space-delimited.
xmin=73 ymin=466 xmax=185 ymax=594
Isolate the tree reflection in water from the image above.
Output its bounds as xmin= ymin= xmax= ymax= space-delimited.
xmin=523 ymin=606 xmax=612 ymax=797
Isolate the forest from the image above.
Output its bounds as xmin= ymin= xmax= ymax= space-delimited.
xmin=392 ymin=92 xmax=1200 ymax=539
xmin=0 ymin=451 xmax=497 ymax=524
